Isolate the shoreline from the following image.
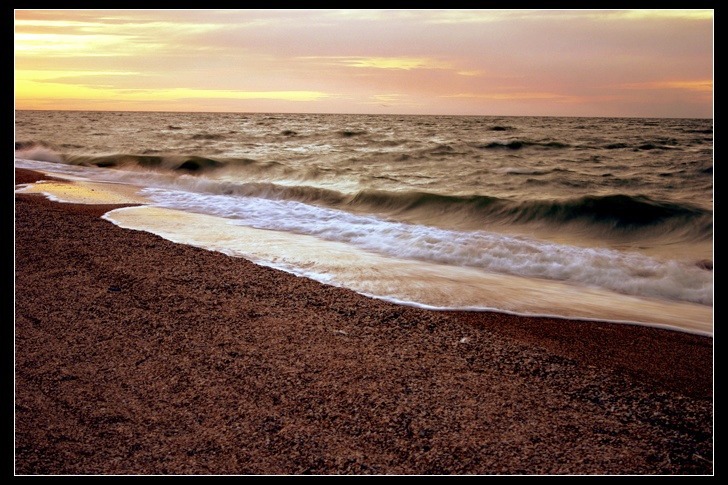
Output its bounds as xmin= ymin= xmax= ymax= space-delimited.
xmin=14 ymin=168 xmax=713 ymax=474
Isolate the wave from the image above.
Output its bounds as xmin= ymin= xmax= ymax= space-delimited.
xmin=496 ymin=167 xmax=572 ymax=176
xmin=189 ymin=132 xmax=227 ymax=141
xmin=15 ymin=141 xmax=232 ymax=173
xmin=133 ymin=175 xmax=712 ymax=240
xmin=473 ymin=138 xmax=681 ymax=151
xmin=14 ymin=142 xmax=712 ymax=240
xmin=338 ymin=130 xmax=367 ymax=138
xmin=476 ymin=139 xmax=570 ymax=150
xmin=504 ymin=193 xmax=709 ymax=227
xmin=66 ymin=153 xmax=225 ymax=172
xmin=137 ymin=187 xmax=713 ymax=306
xmin=347 ymin=190 xmax=711 ymax=236
xmin=603 ymin=139 xmax=683 ymax=150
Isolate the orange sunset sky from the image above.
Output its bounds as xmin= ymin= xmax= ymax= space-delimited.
xmin=14 ymin=9 xmax=713 ymax=118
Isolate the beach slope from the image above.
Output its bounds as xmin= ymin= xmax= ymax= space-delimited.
xmin=14 ymin=169 xmax=712 ymax=475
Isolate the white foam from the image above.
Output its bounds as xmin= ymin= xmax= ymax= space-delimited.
xmin=102 ymin=206 xmax=713 ymax=336
xmin=138 ymin=187 xmax=713 ymax=306
xmin=15 ymin=147 xmax=63 ymax=164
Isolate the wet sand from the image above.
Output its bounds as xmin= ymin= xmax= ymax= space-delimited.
xmin=14 ymin=168 xmax=713 ymax=475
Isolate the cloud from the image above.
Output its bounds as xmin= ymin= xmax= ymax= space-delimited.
xmin=299 ymin=56 xmax=452 ymax=70
xmin=619 ymin=80 xmax=713 ymax=92
xmin=443 ymin=91 xmax=576 ymax=101
xmin=14 ymin=9 xmax=713 ymax=117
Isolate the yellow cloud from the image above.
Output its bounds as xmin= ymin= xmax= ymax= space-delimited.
xmin=616 ymin=9 xmax=713 ymax=21
xmin=370 ymin=94 xmax=404 ymax=102
xmin=456 ymin=70 xmax=483 ymax=77
xmin=620 ymin=80 xmax=713 ymax=92
xmin=301 ymin=56 xmax=451 ymax=70
xmin=14 ymin=32 xmax=142 ymax=56
xmin=360 ymin=93 xmax=423 ymax=107
xmin=149 ymin=88 xmax=329 ymax=102
xmin=444 ymin=92 xmax=569 ymax=101
xmin=16 ymin=69 xmax=141 ymax=80
xmin=14 ymin=17 xmax=218 ymax=58
xmin=422 ymin=9 xmax=713 ymax=24
xmin=15 ymin=74 xmax=329 ymax=110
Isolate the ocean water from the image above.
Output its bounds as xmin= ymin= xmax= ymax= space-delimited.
xmin=14 ymin=110 xmax=714 ymax=335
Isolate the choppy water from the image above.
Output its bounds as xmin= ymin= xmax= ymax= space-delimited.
xmin=15 ymin=110 xmax=713 ymax=334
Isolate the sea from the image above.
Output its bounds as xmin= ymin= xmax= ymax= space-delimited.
xmin=14 ymin=110 xmax=714 ymax=335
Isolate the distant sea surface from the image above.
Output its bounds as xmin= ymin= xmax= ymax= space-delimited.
xmin=15 ymin=111 xmax=714 ymax=334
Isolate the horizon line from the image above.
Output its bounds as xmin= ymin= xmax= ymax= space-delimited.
xmin=13 ymin=108 xmax=714 ymax=121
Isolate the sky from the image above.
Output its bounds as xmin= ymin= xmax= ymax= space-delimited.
xmin=14 ymin=9 xmax=714 ymax=118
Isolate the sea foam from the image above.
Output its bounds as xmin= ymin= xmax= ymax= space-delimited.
xmin=139 ymin=187 xmax=712 ymax=306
